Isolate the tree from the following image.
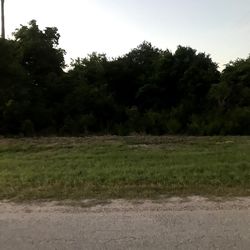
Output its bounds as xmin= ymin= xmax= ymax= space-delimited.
xmin=106 ymin=41 xmax=162 ymax=108
xmin=14 ymin=20 xmax=65 ymax=80
xmin=208 ymin=57 xmax=250 ymax=134
xmin=62 ymin=54 xmax=118 ymax=133
xmin=13 ymin=20 xmax=66 ymax=132
xmin=0 ymin=38 xmax=31 ymax=133
xmin=209 ymin=57 xmax=250 ymax=114
xmin=1 ymin=0 xmax=5 ymax=39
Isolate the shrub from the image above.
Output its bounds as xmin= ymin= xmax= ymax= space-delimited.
xmin=21 ymin=119 xmax=35 ymax=137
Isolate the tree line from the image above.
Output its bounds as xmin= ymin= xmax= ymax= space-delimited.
xmin=0 ymin=20 xmax=250 ymax=136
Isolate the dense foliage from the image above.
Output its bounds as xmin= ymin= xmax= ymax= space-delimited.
xmin=0 ymin=20 xmax=250 ymax=135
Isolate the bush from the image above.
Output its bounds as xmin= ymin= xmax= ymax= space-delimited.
xmin=21 ymin=120 xmax=35 ymax=137
xmin=77 ymin=114 xmax=97 ymax=134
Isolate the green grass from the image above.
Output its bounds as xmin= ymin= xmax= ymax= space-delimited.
xmin=0 ymin=136 xmax=249 ymax=200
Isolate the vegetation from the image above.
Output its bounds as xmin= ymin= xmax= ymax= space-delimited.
xmin=0 ymin=20 xmax=250 ymax=135
xmin=0 ymin=136 xmax=249 ymax=200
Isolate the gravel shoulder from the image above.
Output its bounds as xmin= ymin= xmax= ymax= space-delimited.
xmin=1 ymin=196 xmax=250 ymax=214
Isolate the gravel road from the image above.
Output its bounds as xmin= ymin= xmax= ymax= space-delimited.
xmin=0 ymin=197 xmax=250 ymax=250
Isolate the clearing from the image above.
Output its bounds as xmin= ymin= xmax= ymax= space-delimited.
xmin=0 ymin=136 xmax=249 ymax=200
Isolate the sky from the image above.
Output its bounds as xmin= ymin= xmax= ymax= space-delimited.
xmin=4 ymin=0 xmax=250 ymax=68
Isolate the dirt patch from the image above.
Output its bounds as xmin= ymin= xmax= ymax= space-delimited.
xmin=0 ymin=196 xmax=250 ymax=214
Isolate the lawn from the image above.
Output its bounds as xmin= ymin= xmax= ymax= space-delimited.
xmin=0 ymin=136 xmax=249 ymax=200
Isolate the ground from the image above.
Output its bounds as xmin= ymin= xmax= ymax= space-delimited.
xmin=0 ymin=197 xmax=249 ymax=250
xmin=1 ymin=136 xmax=250 ymax=249
xmin=0 ymin=136 xmax=250 ymax=200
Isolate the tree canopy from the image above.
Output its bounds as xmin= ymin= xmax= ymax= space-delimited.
xmin=0 ymin=20 xmax=249 ymax=135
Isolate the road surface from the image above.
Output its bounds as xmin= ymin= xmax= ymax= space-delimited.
xmin=0 ymin=197 xmax=250 ymax=250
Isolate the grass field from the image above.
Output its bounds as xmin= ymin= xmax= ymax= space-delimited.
xmin=0 ymin=136 xmax=249 ymax=200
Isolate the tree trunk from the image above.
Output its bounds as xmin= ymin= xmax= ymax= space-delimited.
xmin=1 ymin=0 xmax=5 ymax=39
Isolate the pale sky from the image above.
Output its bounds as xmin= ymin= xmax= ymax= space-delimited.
xmin=4 ymin=0 xmax=250 ymax=68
